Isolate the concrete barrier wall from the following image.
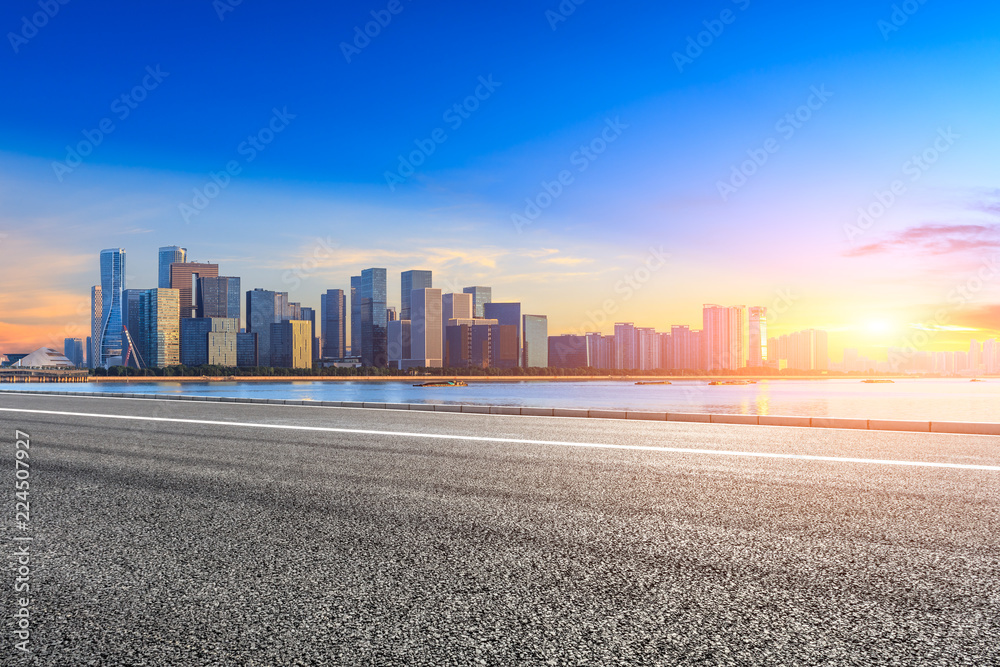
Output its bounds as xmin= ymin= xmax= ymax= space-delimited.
xmin=8 ymin=390 xmax=1000 ymax=436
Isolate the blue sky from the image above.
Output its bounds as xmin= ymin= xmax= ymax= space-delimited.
xmin=2 ymin=0 xmax=1000 ymax=356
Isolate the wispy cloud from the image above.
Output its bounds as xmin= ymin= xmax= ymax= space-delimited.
xmin=845 ymin=223 xmax=1000 ymax=257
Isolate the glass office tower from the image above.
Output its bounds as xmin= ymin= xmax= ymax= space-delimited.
xmin=401 ymin=270 xmax=432 ymax=321
xmin=350 ymin=275 xmax=361 ymax=357
xmin=158 ymin=246 xmax=187 ymax=289
xmin=98 ymin=248 xmax=126 ymax=367
xmin=321 ymin=289 xmax=347 ymax=360
xmin=462 ymin=286 xmax=492 ymax=319
xmin=360 ymin=268 xmax=388 ymax=367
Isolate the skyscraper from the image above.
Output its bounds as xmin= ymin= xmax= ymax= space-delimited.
xmin=637 ymin=327 xmax=659 ymax=370
xmin=320 ymin=289 xmax=347 ymax=360
xmin=246 ymin=289 xmax=282 ymax=367
xmin=360 ymin=268 xmax=388 ymax=367
xmin=407 ymin=288 xmax=442 ymax=368
xmin=121 ymin=289 xmax=144 ymax=366
xmin=748 ymin=306 xmax=767 ymax=368
xmin=522 ymin=314 xmax=548 ymax=368
xmin=703 ymin=305 xmax=746 ymax=372
xmin=350 ymin=275 xmax=361 ymax=357
xmin=158 ymin=246 xmax=187 ymax=289
xmin=463 ymin=286 xmax=492 ymax=319
xmin=63 ymin=338 xmax=84 ymax=367
xmin=197 ymin=276 xmax=241 ymax=320
xmin=299 ymin=306 xmax=319 ymax=362
xmin=170 ymin=262 xmax=219 ymax=318
xmin=401 ymin=270 xmax=433 ymax=320
xmin=613 ymin=323 xmax=637 ymax=370
xmin=97 ymin=248 xmax=126 ymax=367
xmin=90 ymin=285 xmax=102 ymax=369
xmin=138 ymin=288 xmax=180 ymax=368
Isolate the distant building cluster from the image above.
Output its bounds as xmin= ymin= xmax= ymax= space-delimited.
xmin=549 ymin=306 xmax=829 ymax=372
xmin=17 ymin=246 xmax=983 ymax=375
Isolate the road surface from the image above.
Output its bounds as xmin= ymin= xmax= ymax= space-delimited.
xmin=2 ymin=392 xmax=998 ymax=665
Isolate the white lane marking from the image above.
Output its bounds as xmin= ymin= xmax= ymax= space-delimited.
xmin=1 ymin=406 xmax=999 ymax=472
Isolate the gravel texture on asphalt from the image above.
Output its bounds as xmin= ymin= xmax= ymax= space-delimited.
xmin=1 ymin=393 xmax=998 ymax=666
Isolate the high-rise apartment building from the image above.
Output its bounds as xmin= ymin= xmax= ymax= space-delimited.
xmin=748 ymin=306 xmax=767 ymax=368
xmin=270 ymin=320 xmax=312 ymax=369
xmin=407 ymin=288 xmax=442 ymax=368
xmin=662 ymin=325 xmax=703 ymax=371
xmin=401 ymin=270 xmax=432 ymax=321
xmin=463 ymin=286 xmax=492 ymax=318
xmin=703 ymin=305 xmax=746 ymax=372
xmin=97 ymin=248 xmax=126 ymax=367
xmin=637 ymin=327 xmax=659 ymax=371
xmin=138 ymin=288 xmax=180 ymax=368
xmin=360 ymin=268 xmax=388 ymax=367
xmin=320 ymin=289 xmax=347 ymax=360
xmin=197 ymin=276 xmax=240 ymax=320
xmin=170 ymin=262 xmax=219 ymax=318
xmin=614 ymin=323 xmax=638 ymax=370
xmin=522 ymin=315 xmax=548 ymax=368
xmin=158 ymin=246 xmax=186 ymax=289
xmin=585 ymin=332 xmax=613 ymax=369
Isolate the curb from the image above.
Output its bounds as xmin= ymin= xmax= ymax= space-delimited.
xmin=6 ymin=389 xmax=1000 ymax=437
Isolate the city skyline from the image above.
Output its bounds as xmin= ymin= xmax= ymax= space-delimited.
xmin=4 ymin=241 xmax=1000 ymax=370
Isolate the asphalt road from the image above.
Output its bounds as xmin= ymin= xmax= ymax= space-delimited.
xmin=2 ymin=392 xmax=998 ymax=666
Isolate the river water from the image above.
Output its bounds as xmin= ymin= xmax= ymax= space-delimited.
xmin=3 ymin=378 xmax=999 ymax=422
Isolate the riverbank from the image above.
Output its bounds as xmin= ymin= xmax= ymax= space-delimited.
xmin=88 ymin=375 xmax=922 ymax=383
